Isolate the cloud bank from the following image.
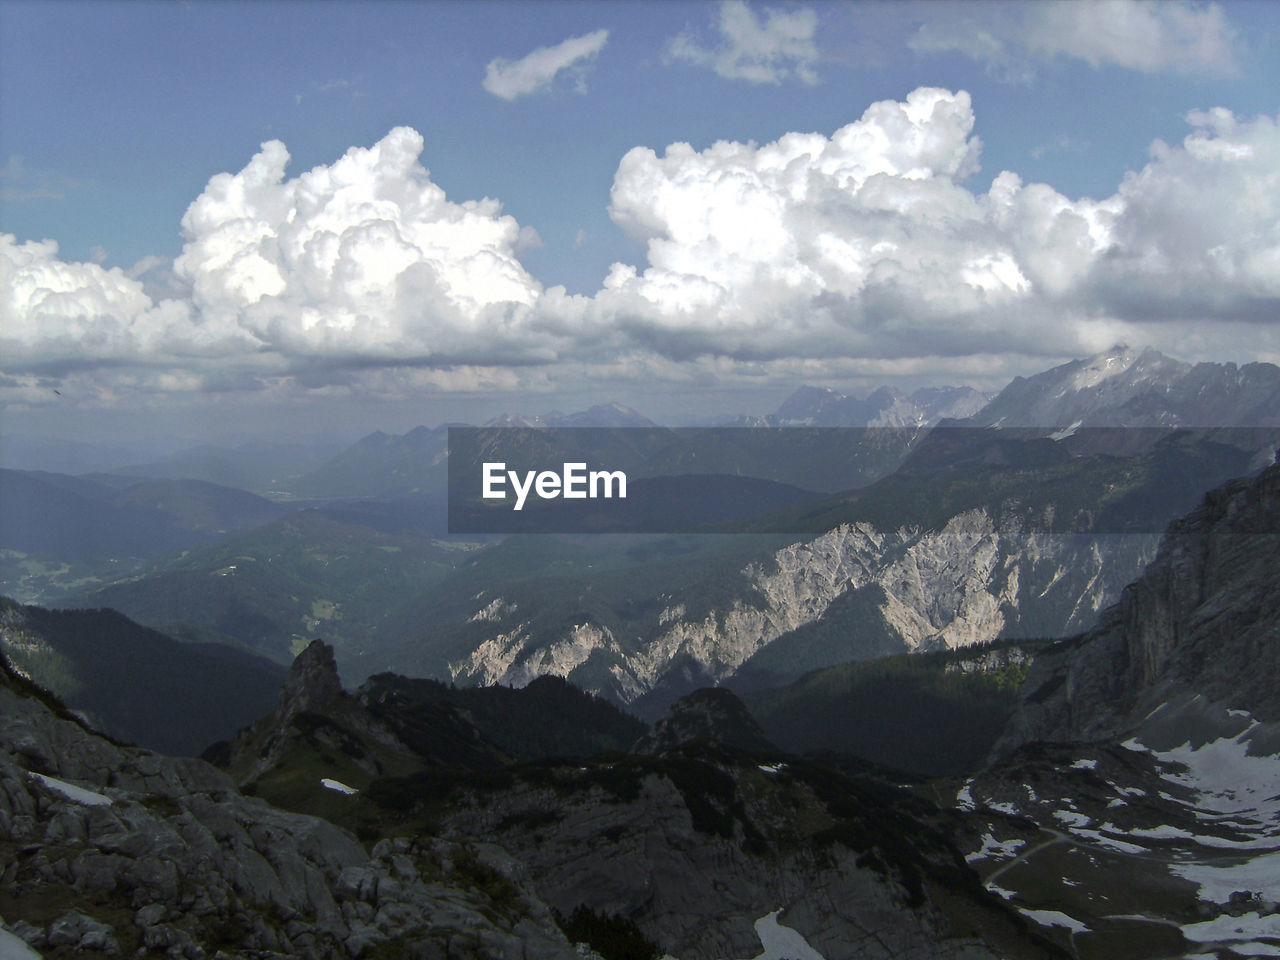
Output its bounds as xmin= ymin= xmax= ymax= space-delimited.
xmin=483 ymin=29 xmax=609 ymax=100
xmin=4 ymin=87 xmax=1279 ymax=406
xmin=910 ymin=0 xmax=1238 ymax=78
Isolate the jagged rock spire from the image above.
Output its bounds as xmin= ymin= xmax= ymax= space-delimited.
xmin=277 ymin=639 xmax=343 ymax=718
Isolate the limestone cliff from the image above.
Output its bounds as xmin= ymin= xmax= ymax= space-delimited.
xmin=448 ymin=518 xmax=1156 ymax=716
xmin=997 ymin=456 xmax=1280 ymax=752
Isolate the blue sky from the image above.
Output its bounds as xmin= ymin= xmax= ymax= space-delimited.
xmin=2 ymin=0 xmax=1279 ymax=442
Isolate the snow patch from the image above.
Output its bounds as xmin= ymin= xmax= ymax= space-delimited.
xmin=1019 ymin=909 xmax=1090 ymax=934
xmin=28 ymin=771 xmax=111 ymax=807
xmin=1129 ymin=824 xmax=1197 ymax=840
xmin=0 ymin=928 xmax=41 ymax=960
xmin=321 ymin=778 xmax=358 ymax=795
xmin=1172 ymin=849 xmax=1280 ymax=905
xmin=1146 ymin=724 xmax=1280 ymax=818
xmin=1182 ymin=911 xmax=1280 ymax=943
xmin=966 ymin=833 xmax=1026 ymax=863
xmin=744 ymin=909 xmax=827 ymax=960
xmin=1068 ymin=827 xmax=1147 ymax=855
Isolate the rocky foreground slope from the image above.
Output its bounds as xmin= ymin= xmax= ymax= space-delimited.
xmin=407 ymin=691 xmax=1066 ymax=960
xmin=0 ymin=624 xmax=1070 ymax=960
xmin=0 ymin=652 xmax=590 ymax=959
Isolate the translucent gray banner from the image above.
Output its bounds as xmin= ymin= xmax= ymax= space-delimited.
xmin=446 ymin=426 xmax=1280 ymax=534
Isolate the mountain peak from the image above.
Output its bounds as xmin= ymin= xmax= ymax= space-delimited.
xmin=633 ymin=687 xmax=775 ymax=755
xmin=277 ymin=639 xmax=343 ymax=718
xmin=968 ymin=347 xmax=1280 ymax=429
xmin=1065 ymin=344 xmax=1142 ymax=391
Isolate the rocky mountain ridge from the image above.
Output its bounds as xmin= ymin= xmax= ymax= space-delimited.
xmin=998 ymin=453 xmax=1280 ymax=752
xmin=425 ymin=358 xmax=1279 ymax=715
xmin=950 ymin=451 xmax=1280 ymax=958
xmin=441 ymin=510 xmax=1161 ymax=717
xmin=211 ymin=640 xmax=647 ymax=812
xmin=740 ymin=383 xmax=990 ymax=428
xmin=971 ymin=345 xmax=1280 ymax=429
xmin=0 ymin=650 xmax=591 ymax=960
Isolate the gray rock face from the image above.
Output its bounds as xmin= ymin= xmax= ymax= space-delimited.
xmin=447 ymin=515 xmax=1157 ymax=716
xmin=278 ymin=638 xmax=346 ymax=719
xmin=433 ymin=752 xmax=1060 ymax=960
xmin=998 ymin=456 xmax=1280 ymax=753
xmin=0 ymin=664 xmax=586 ymax=960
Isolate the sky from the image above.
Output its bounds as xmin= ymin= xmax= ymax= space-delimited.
xmin=2 ymin=0 xmax=1279 ymax=447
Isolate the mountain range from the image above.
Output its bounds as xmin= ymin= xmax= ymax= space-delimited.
xmin=739 ymin=382 xmax=990 ymax=427
xmin=12 ymin=347 xmax=1275 ymax=719
xmin=2 ymin=354 xmax=1279 ymax=957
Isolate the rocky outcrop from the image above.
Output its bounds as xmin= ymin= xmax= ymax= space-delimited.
xmin=633 ymin=687 xmax=775 ymax=755
xmin=215 ymin=641 xmax=506 ymax=807
xmin=218 ymin=640 xmax=422 ymax=788
xmin=425 ymin=744 xmax=1065 ymax=960
xmin=0 ymin=654 xmax=587 ymax=960
xmin=998 ymin=456 xmax=1280 ymax=753
xmin=277 ymin=639 xmax=345 ymax=719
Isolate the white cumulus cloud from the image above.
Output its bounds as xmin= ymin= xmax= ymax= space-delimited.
xmin=600 ymin=87 xmax=1043 ymax=359
xmin=666 ymin=0 xmax=819 ymax=85
xmin=4 ymin=88 xmax=1279 ymax=407
xmin=0 ymin=233 xmax=213 ymax=369
xmin=1091 ymin=106 xmax=1280 ymax=319
xmin=172 ymin=126 xmax=554 ymax=364
xmin=2 ymin=127 xmax=566 ymax=380
xmin=597 ymin=87 xmax=1278 ymax=364
xmin=910 ymin=0 xmax=1238 ymax=77
xmin=483 ymin=29 xmax=609 ymax=100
